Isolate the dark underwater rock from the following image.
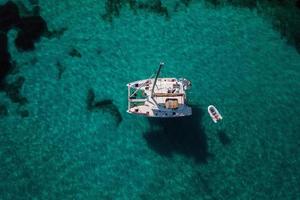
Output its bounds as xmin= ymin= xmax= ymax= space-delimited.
xmin=212 ymin=0 xmax=300 ymax=53
xmin=297 ymin=0 xmax=300 ymax=8
xmin=93 ymin=99 xmax=123 ymax=125
xmin=15 ymin=16 xmax=47 ymax=51
xmin=217 ymin=129 xmax=231 ymax=146
xmin=0 ymin=104 xmax=8 ymax=116
xmin=94 ymin=99 xmax=113 ymax=108
xmin=15 ymin=31 xmax=35 ymax=50
xmin=96 ymin=101 xmax=123 ymax=125
xmin=87 ymin=89 xmax=96 ymax=111
xmin=205 ymin=0 xmax=221 ymax=6
xmin=0 ymin=33 xmax=11 ymax=84
xmin=174 ymin=0 xmax=193 ymax=11
xmin=69 ymin=48 xmax=82 ymax=58
xmin=56 ymin=61 xmax=66 ymax=80
xmin=102 ymin=0 xmax=122 ymax=21
xmin=0 ymin=1 xmax=48 ymax=84
xmin=15 ymin=0 xmax=40 ymax=16
xmin=137 ymin=0 xmax=169 ymax=17
xmin=0 ymin=1 xmax=48 ymax=106
xmin=180 ymin=0 xmax=192 ymax=6
xmin=102 ymin=0 xmax=169 ymax=21
xmin=19 ymin=109 xmax=29 ymax=118
xmin=4 ymin=77 xmax=28 ymax=105
xmin=295 ymin=34 xmax=300 ymax=53
xmin=44 ymin=27 xmax=68 ymax=39
xmin=86 ymin=89 xmax=122 ymax=125
xmin=0 ymin=1 xmax=21 ymax=31
xmin=0 ymin=1 xmax=47 ymax=51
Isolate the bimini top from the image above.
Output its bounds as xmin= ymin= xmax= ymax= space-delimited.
xmin=126 ymin=63 xmax=192 ymax=118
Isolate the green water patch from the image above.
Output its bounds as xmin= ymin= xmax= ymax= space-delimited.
xmin=217 ymin=128 xmax=231 ymax=146
xmin=0 ymin=127 xmax=84 ymax=199
xmin=100 ymin=0 xmax=300 ymax=53
xmin=204 ymin=0 xmax=300 ymax=53
xmin=0 ymin=0 xmax=299 ymax=198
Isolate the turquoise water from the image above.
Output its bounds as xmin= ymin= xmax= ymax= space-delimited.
xmin=1 ymin=0 xmax=300 ymax=199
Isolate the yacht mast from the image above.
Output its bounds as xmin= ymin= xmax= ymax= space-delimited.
xmin=151 ymin=62 xmax=164 ymax=97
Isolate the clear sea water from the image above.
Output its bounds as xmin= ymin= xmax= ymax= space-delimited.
xmin=1 ymin=0 xmax=300 ymax=199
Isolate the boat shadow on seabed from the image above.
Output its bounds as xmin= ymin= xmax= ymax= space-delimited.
xmin=143 ymin=106 xmax=211 ymax=164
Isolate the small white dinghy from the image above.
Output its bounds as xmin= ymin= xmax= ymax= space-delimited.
xmin=208 ymin=105 xmax=222 ymax=123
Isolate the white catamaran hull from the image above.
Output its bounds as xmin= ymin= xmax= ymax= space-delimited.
xmin=127 ymin=78 xmax=192 ymax=118
xmin=127 ymin=63 xmax=192 ymax=118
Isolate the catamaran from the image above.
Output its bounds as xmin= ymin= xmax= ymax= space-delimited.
xmin=127 ymin=62 xmax=192 ymax=117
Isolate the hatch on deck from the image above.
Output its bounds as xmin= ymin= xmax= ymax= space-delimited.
xmin=165 ymin=98 xmax=179 ymax=109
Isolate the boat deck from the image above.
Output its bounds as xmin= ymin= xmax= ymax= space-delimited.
xmin=127 ymin=78 xmax=192 ymax=117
